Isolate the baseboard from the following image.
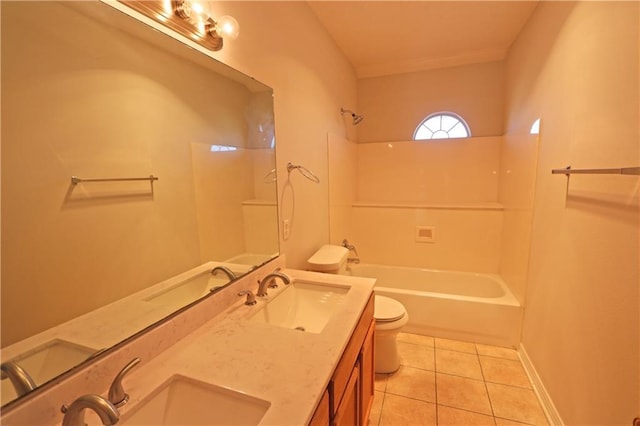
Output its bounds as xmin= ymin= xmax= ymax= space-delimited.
xmin=518 ymin=343 xmax=564 ymax=426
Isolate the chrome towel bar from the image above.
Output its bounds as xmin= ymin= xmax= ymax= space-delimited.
xmin=551 ymin=166 xmax=640 ymax=176
xmin=71 ymin=175 xmax=159 ymax=185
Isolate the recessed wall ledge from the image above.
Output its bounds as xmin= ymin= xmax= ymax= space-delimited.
xmin=352 ymin=201 xmax=504 ymax=211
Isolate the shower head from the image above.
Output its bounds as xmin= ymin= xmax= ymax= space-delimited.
xmin=340 ymin=108 xmax=364 ymax=125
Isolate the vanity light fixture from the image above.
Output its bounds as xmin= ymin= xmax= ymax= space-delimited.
xmin=119 ymin=0 xmax=239 ymax=51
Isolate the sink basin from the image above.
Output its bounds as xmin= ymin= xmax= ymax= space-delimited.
xmin=145 ymin=271 xmax=234 ymax=307
xmin=120 ymin=375 xmax=270 ymax=426
xmin=1 ymin=340 xmax=97 ymax=404
xmin=250 ymin=281 xmax=350 ymax=333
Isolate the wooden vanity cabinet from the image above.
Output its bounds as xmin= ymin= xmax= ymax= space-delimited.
xmin=309 ymin=390 xmax=331 ymax=426
xmin=359 ymin=319 xmax=375 ymax=425
xmin=309 ymin=293 xmax=375 ymax=426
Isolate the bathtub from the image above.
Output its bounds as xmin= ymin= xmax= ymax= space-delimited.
xmin=347 ymin=263 xmax=522 ymax=347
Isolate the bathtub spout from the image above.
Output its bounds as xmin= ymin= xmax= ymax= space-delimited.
xmin=342 ymin=239 xmax=358 ymax=256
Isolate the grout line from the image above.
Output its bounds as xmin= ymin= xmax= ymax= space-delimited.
xmin=477 ymin=347 xmax=498 ymax=421
xmin=434 ymin=346 xmax=439 ymax=424
xmin=374 ymin=391 xmax=386 ymax=426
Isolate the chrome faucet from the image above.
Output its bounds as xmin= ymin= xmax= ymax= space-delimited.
xmin=257 ymin=269 xmax=291 ymax=296
xmin=61 ymin=394 xmax=119 ymax=426
xmin=0 ymin=362 xmax=36 ymax=397
xmin=342 ymin=239 xmax=358 ymax=256
xmin=108 ymin=357 xmax=141 ymax=407
xmin=211 ymin=266 xmax=237 ymax=281
xmin=238 ymin=289 xmax=257 ymax=305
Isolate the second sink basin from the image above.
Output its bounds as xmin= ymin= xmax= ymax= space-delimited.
xmin=250 ymin=281 xmax=350 ymax=333
xmin=121 ymin=375 xmax=270 ymax=426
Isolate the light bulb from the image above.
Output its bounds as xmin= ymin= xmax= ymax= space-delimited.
xmin=215 ymin=15 xmax=239 ymax=40
xmin=190 ymin=1 xmax=210 ymax=21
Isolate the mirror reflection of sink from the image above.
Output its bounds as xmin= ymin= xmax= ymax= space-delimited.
xmin=144 ymin=271 xmax=238 ymax=307
xmin=1 ymin=340 xmax=96 ymax=404
xmin=250 ymin=281 xmax=350 ymax=333
xmin=120 ymin=375 xmax=270 ymax=426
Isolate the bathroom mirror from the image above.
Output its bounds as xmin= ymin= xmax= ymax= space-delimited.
xmin=0 ymin=0 xmax=278 ymax=406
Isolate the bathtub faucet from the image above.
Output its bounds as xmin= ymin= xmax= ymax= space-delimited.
xmin=342 ymin=239 xmax=358 ymax=256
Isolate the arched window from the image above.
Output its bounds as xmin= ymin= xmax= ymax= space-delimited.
xmin=530 ymin=118 xmax=540 ymax=135
xmin=413 ymin=112 xmax=471 ymax=140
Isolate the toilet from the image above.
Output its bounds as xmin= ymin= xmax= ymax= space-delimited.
xmin=307 ymin=245 xmax=409 ymax=373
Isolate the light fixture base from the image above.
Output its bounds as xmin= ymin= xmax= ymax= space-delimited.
xmin=119 ymin=0 xmax=224 ymax=51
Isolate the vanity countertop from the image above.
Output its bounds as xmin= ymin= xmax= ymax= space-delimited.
xmin=115 ymin=268 xmax=375 ymax=425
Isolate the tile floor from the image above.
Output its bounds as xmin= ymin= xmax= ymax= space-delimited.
xmin=369 ymin=333 xmax=548 ymax=426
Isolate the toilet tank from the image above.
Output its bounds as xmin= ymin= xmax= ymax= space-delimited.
xmin=307 ymin=245 xmax=349 ymax=274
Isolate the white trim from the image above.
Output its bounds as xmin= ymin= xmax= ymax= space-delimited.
xmin=518 ymin=343 xmax=564 ymax=426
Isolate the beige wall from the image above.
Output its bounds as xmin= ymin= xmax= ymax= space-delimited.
xmin=357 ymin=137 xmax=501 ymax=204
xmin=357 ymin=61 xmax=504 ymax=142
xmin=327 ymin=134 xmax=357 ymax=245
xmin=209 ymin=1 xmax=358 ymax=269
xmin=328 ymin=137 xmax=504 ymax=273
xmin=506 ymin=2 xmax=639 ymax=423
xmin=498 ymin=133 xmax=540 ymax=304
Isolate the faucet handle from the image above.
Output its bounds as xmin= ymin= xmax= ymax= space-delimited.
xmin=238 ymin=290 xmax=257 ymax=305
xmin=108 ymin=357 xmax=141 ymax=407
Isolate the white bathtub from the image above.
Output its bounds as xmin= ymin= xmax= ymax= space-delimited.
xmin=347 ymin=263 xmax=522 ymax=347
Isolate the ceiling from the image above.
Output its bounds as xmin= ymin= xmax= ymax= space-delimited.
xmin=307 ymin=1 xmax=539 ymax=78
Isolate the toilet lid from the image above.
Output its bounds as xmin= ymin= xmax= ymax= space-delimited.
xmin=374 ymin=296 xmax=406 ymax=322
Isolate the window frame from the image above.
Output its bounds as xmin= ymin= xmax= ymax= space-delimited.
xmin=413 ymin=112 xmax=471 ymax=140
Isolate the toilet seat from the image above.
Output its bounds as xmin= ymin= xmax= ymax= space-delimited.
xmin=374 ymin=295 xmax=406 ymax=323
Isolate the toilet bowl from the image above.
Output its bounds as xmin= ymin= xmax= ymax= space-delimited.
xmin=374 ymin=295 xmax=408 ymax=373
xmin=307 ymin=245 xmax=408 ymax=374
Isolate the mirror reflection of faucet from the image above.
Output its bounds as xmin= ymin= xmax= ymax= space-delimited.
xmin=0 ymin=362 xmax=36 ymax=397
xmin=342 ymin=239 xmax=360 ymax=264
xmin=211 ymin=266 xmax=237 ymax=281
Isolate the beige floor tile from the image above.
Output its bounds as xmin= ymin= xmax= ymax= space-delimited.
xmin=437 ymin=405 xmax=496 ymax=425
xmin=398 ymin=341 xmax=435 ymax=370
xmin=480 ymin=356 xmax=532 ymax=388
xmin=379 ymin=393 xmax=437 ymax=426
xmin=397 ymin=332 xmax=434 ymax=347
xmin=435 ymin=348 xmax=483 ymax=379
xmin=368 ymin=391 xmax=384 ymax=426
xmin=436 ymin=373 xmax=493 ymax=415
xmin=435 ymin=337 xmax=477 ymax=354
xmin=386 ymin=365 xmax=436 ymax=403
xmin=486 ymin=383 xmax=548 ymax=425
xmin=476 ymin=344 xmax=520 ymax=361
xmin=375 ymin=373 xmax=389 ymax=392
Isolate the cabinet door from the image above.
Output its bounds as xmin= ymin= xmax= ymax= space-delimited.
xmin=309 ymin=389 xmax=330 ymax=426
xmin=332 ymin=361 xmax=360 ymax=426
xmin=360 ymin=320 xmax=375 ymax=425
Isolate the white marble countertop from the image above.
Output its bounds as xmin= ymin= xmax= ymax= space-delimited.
xmin=112 ymin=268 xmax=375 ymax=426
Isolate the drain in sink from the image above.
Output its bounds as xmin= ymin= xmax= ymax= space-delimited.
xmin=294 ymin=326 xmax=306 ymax=332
